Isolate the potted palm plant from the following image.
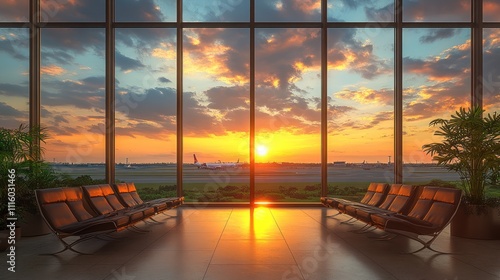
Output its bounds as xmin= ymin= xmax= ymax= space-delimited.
xmin=0 ymin=124 xmax=54 ymax=237
xmin=422 ymin=106 xmax=500 ymax=239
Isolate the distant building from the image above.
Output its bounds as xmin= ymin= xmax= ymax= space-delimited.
xmin=333 ymin=161 xmax=347 ymax=166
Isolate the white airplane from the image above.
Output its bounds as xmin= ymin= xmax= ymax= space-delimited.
xmin=193 ymin=154 xmax=241 ymax=169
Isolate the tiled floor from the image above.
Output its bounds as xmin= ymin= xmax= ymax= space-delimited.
xmin=2 ymin=207 xmax=500 ymax=280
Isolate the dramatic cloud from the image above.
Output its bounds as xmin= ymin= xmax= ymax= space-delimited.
xmin=42 ymin=28 xmax=105 ymax=55
xmin=483 ymin=29 xmax=500 ymax=108
xmin=115 ymin=26 xmax=176 ymax=53
xmin=402 ymin=0 xmax=470 ymax=21
xmin=116 ymin=51 xmax=145 ymax=72
xmin=0 ymin=83 xmax=28 ymax=97
xmin=184 ymin=0 xmax=249 ymax=22
xmin=117 ymin=87 xmax=176 ymax=123
xmin=365 ymin=2 xmax=395 ymax=22
xmin=0 ymin=31 xmax=29 ymax=60
xmin=419 ymin=29 xmax=458 ymax=44
xmin=335 ymin=87 xmax=393 ymax=106
xmin=256 ymin=28 xmax=320 ymax=90
xmin=205 ymin=85 xmax=249 ymax=111
xmin=328 ymin=29 xmax=392 ymax=79
xmin=41 ymin=65 xmax=66 ymax=76
xmin=115 ymin=0 xmax=166 ymax=22
xmin=0 ymin=102 xmax=24 ymax=117
xmin=183 ymin=28 xmax=249 ymax=85
xmin=255 ymin=0 xmax=321 ymax=21
xmin=42 ymin=76 xmax=105 ymax=110
xmin=158 ymin=77 xmax=172 ymax=84
xmin=0 ymin=0 xmax=29 ymax=21
xmin=40 ymin=0 xmax=104 ymax=22
xmin=403 ymin=79 xmax=470 ymax=121
xmin=484 ymin=0 xmax=500 ymax=21
xmin=404 ymin=41 xmax=470 ymax=83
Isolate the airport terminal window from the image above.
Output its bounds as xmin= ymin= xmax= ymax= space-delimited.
xmin=402 ymin=28 xmax=471 ymax=184
xmin=0 ymin=28 xmax=29 ymax=129
xmin=0 ymin=0 xmax=496 ymax=204
xmin=41 ymin=28 xmax=106 ymax=180
xmin=114 ymin=28 xmax=177 ymax=192
xmin=327 ymin=28 xmax=395 ymax=189
xmin=182 ymin=28 xmax=250 ymax=202
xmin=255 ymin=28 xmax=321 ymax=202
xmin=483 ymin=28 xmax=500 ymax=115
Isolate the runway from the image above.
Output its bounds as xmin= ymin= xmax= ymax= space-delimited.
xmin=52 ymin=163 xmax=460 ymax=185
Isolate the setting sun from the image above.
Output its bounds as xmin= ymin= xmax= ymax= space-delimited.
xmin=256 ymin=145 xmax=268 ymax=157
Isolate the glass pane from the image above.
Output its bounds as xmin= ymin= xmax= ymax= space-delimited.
xmin=327 ymin=28 xmax=394 ymax=199
xmin=0 ymin=28 xmax=29 ymax=128
xmin=41 ymin=0 xmax=105 ymax=22
xmin=328 ymin=0 xmax=394 ymax=22
xmin=184 ymin=0 xmax=249 ymax=22
xmin=484 ymin=28 xmax=500 ymax=115
xmin=402 ymin=28 xmax=470 ymax=184
xmin=116 ymin=0 xmax=176 ymax=22
xmin=403 ymin=0 xmax=470 ymax=22
xmin=255 ymin=28 xmax=321 ymax=202
xmin=41 ymin=28 xmax=105 ymax=180
xmin=0 ymin=0 xmax=28 ymax=22
xmin=255 ymin=0 xmax=321 ymax=22
xmin=183 ymin=28 xmax=250 ymax=202
xmin=115 ymin=28 xmax=177 ymax=196
xmin=484 ymin=0 xmax=500 ymax=22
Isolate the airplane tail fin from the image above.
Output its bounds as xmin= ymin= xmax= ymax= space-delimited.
xmin=193 ymin=154 xmax=198 ymax=163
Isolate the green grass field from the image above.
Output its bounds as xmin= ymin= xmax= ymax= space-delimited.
xmin=134 ymin=181 xmax=371 ymax=202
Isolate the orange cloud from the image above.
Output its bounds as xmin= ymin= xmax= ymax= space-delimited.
xmin=183 ymin=29 xmax=250 ymax=85
xmin=484 ymin=1 xmax=500 ymax=20
xmin=41 ymin=65 xmax=65 ymax=76
xmin=335 ymin=87 xmax=392 ymax=105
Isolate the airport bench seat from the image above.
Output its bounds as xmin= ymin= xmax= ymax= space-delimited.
xmin=346 ymin=184 xmax=418 ymax=224
xmin=82 ymin=184 xmax=156 ymax=224
xmin=114 ymin=182 xmax=184 ymax=212
xmin=35 ymin=187 xmax=123 ymax=254
xmin=321 ymin=182 xmax=389 ymax=213
xmin=370 ymin=186 xmax=462 ymax=253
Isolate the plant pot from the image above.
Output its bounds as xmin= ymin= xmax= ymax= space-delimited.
xmin=20 ymin=213 xmax=51 ymax=237
xmin=451 ymin=204 xmax=500 ymax=240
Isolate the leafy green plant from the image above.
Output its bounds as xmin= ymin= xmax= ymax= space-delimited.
xmin=422 ymin=107 xmax=500 ymax=205
xmin=0 ymin=124 xmax=56 ymax=228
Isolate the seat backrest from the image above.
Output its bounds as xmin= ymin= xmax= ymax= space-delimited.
xmin=64 ymin=187 xmax=96 ymax=221
xmin=385 ymin=184 xmax=417 ymax=214
xmin=406 ymin=187 xmax=438 ymax=220
xmin=113 ymin=183 xmax=140 ymax=207
xmin=365 ymin=183 xmax=389 ymax=206
xmin=359 ymin=182 xmax=381 ymax=204
xmin=82 ymin=185 xmax=116 ymax=215
xmin=422 ymin=187 xmax=462 ymax=228
xmin=377 ymin=184 xmax=402 ymax=210
xmin=36 ymin=188 xmax=79 ymax=230
xmin=126 ymin=182 xmax=144 ymax=204
xmin=36 ymin=187 xmax=96 ymax=231
xmin=407 ymin=187 xmax=462 ymax=228
xmin=99 ymin=184 xmax=126 ymax=211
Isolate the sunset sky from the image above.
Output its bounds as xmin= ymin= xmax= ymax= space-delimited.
xmin=0 ymin=0 xmax=499 ymax=165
